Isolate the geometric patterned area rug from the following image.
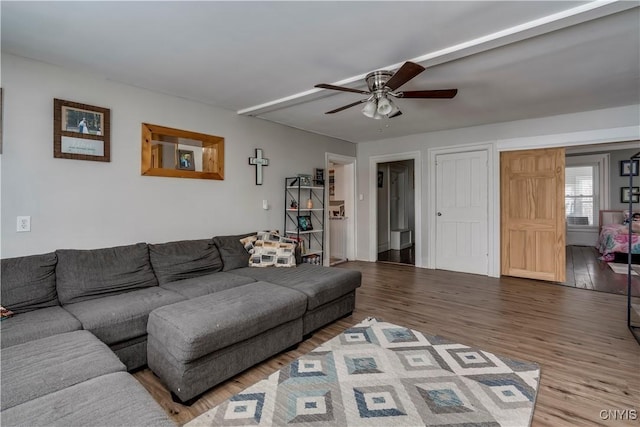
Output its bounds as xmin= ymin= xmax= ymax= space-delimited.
xmin=186 ymin=318 xmax=540 ymax=427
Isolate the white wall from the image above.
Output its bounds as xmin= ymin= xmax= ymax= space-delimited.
xmin=356 ymin=104 xmax=640 ymax=266
xmin=610 ymin=148 xmax=640 ymax=210
xmin=0 ymin=54 xmax=355 ymax=258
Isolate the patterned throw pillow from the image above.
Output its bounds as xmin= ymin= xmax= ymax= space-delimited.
xmin=1 ymin=305 xmax=15 ymax=321
xmin=248 ymin=232 xmax=297 ymax=268
xmin=239 ymin=234 xmax=259 ymax=253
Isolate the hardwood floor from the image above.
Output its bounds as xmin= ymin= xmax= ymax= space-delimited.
xmin=377 ymin=244 xmax=415 ymax=265
xmin=563 ymin=245 xmax=640 ymax=297
xmin=134 ymin=262 xmax=640 ymax=426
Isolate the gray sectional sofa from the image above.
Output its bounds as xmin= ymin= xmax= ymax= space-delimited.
xmin=0 ymin=233 xmax=361 ymax=425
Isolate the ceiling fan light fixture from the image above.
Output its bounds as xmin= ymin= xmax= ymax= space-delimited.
xmin=362 ymin=99 xmax=378 ymax=118
xmin=376 ymin=96 xmax=394 ymax=115
xmin=316 ymin=61 xmax=457 ymax=117
xmin=388 ymin=103 xmax=401 ymax=118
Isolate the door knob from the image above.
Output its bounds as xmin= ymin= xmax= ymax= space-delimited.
xmin=437 ymin=212 xmax=442 ymax=216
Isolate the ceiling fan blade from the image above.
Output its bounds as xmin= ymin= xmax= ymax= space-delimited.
xmin=384 ymin=61 xmax=426 ymax=91
xmin=315 ymin=84 xmax=370 ymax=95
xmin=325 ymin=99 xmax=367 ymax=114
xmin=399 ymin=89 xmax=458 ymax=99
xmin=389 ymin=110 xmax=403 ymax=118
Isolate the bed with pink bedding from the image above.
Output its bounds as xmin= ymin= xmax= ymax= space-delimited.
xmin=597 ymin=210 xmax=640 ymax=256
xmin=597 ymin=223 xmax=640 ymax=256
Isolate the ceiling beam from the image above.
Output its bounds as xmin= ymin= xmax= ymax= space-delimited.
xmin=237 ymin=0 xmax=638 ymax=117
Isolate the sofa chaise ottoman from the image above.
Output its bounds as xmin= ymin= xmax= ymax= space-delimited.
xmin=147 ymin=281 xmax=308 ymax=403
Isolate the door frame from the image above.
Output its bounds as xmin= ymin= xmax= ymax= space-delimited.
xmin=325 ymin=153 xmax=357 ymax=266
xmin=495 ymin=125 xmax=639 ymax=275
xmin=428 ymin=143 xmax=496 ymax=276
xmin=368 ymin=151 xmax=422 ymax=267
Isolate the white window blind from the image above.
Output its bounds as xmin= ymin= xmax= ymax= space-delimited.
xmin=565 ymin=166 xmax=595 ymax=226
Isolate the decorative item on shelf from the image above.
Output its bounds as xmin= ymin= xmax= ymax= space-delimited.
xmin=289 ymin=236 xmax=305 ymax=254
xmin=297 ymin=174 xmax=312 ymax=186
xmin=297 ymin=215 xmax=313 ymax=231
xmin=177 ymin=149 xmax=195 ymax=171
xmin=304 ymin=254 xmax=321 ymax=265
xmin=249 ymin=148 xmax=269 ymax=185
xmin=306 ymin=198 xmax=314 ymax=209
xmin=290 ymin=200 xmax=298 ymax=210
xmin=53 ymin=98 xmax=111 ymax=162
xmin=314 ymin=168 xmax=324 ymax=185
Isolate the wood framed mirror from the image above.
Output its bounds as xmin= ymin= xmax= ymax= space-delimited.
xmin=141 ymin=123 xmax=224 ymax=180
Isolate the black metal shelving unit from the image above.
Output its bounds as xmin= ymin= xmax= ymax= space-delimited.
xmin=627 ymin=150 xmax=640 ymax=345
xmin=284 ymin=177 xmax=325 ymax=265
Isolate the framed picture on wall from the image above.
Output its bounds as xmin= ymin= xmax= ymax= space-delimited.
xmin=329 ymin=169 xmax=335 ymax=196
xmin=314 ymin=168 xmax=324 ymax=185
xmin=620 ymin=160 xmax=639 ymax=176
xmin=53 ymin=98 xmax=110 ymax=162
xmin=620 ymin=187 xmax=640 ymax=203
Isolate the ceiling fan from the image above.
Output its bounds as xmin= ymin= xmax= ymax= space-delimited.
xmin=315 ymin=61 xmax=457 ymax=119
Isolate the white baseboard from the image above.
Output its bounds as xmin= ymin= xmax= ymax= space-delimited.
xmin=566 ymin=229 xmax=598 ymax=246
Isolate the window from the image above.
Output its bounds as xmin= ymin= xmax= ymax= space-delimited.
xmin=565 ymin=166 xmax=596 ymax=225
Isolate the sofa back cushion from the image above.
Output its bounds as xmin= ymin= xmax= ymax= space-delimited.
xmin=149 ymin=239 xmax=223 ymax=285
xmin=1 ymin=253 xmax=59 ymax=313
xmin=213 ymin=232 xmax=255 ymax=271
xmin=56 ymin=243 xmax=158 ymax=304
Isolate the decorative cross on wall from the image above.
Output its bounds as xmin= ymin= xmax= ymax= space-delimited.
xmin=249 ymin=148 xmax=269 ymax=185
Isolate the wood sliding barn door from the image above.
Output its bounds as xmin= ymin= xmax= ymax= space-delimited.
xmin=501 ymin=148 xmax=565 ymax=281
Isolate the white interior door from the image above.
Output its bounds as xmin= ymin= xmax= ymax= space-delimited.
xmin=436 ymin=150 xmax=488 ymax=274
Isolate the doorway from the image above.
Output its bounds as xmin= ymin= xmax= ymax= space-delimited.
xmin=325 ymin=153 xmax=356 ymax=266
xmin=368 ymin=151 xmax=422 ymax=267
xmin=377 ymin=160 xmax=415 ymax=265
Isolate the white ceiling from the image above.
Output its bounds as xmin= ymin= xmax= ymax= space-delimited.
xmin=2 ymin=1 xmax=639 ymax=143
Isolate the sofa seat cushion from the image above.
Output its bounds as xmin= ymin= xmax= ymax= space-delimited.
xmin=0 ymin=372 xmax=176 ymax=427
xmin=63 ymin=287 xmax=185 ymax=345
xmin=147 ymin=281 xmax=307 ymax=363
xmin=56 ymin=243 xmax=158 ymax=304
xmin=1 ymin=331 xmax=125 ymax=410
xmin=232 ymin=264 xmax=362 ymax=310
xmin=149 ymin=239 xmax=223 ymax=285
xmin=1 ymin=252 xmax=59 ymax=313
xmin=159 ymin=271 xmax=256 ymax=299
xmin=0 ymin=306 xmax=82 ymax=348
